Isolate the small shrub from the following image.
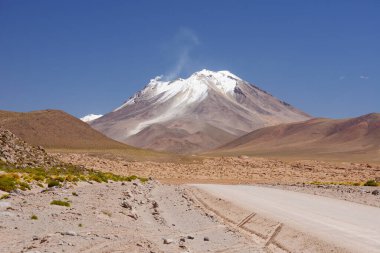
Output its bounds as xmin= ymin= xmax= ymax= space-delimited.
xmin=0 ymin=175 xmax=17 ymax=192
xmin=30 ymin=214 xmax=38 ymax=220
xmin=364 ymin=180 xmax=378 ymax=187
xmin=33 ymin=174 xmax=46 ymax=181
xmin=19 ymin=182 xmax=31 ymax=191
xmin=37 ymin=183 xmax=44 ymax=188
xmin=139 ymin=177 xmax=149 ymax=183
xmin=72 ymin=192 xmax=78 ymax=196
xmin=78 ymin=223 xmax=83 ymax=227
xmin=0 ymin=193 xmax=10 ymax=200
xmin=50 ymin=200 xmax=70 ymax=207
xmin=47 ymin=180 xmax=60 ymax=188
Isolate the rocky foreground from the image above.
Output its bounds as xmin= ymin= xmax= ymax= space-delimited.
xmin=0 ymin=180 xmax=265 ymax=253
xmin=0 ymin=128 xmax=60 ymax=168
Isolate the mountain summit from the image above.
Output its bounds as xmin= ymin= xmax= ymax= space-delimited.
xmin=91 ymin=69 xmax=310 ymax=153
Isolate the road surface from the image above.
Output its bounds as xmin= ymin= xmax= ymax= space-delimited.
xmin=194 ymin=184 xmax=380 ymax=252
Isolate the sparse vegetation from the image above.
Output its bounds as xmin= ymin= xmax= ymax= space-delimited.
xmin=30 ymin=214 xmax=38 ymax=220
xmin=0 ymin=193 xmax=10 ymax=200
xmin=19 ymin=181 xmax=31 ymax=191
xmin=310 ymin=181 xmax=362 ymax=186
xmin=0 ymin=162 xmax=148 ymax=192
xmin=0 ymin=174 xmax=17 ymax=192
xmin=364 ymin=180 xmax=379 ymax=187
xmin=47 ymin=179 xmax=60 ymax=188
xmin=50 ymin=200 xmax=71 ymax=207
xmin=310 ymin=180 xmax=380 ymax=187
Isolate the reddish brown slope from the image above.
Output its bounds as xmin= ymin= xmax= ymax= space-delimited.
xmin=213 ymin=113 xmax=380 ymax=162
xmin=0 ymin=110 xmax=134 ymax=149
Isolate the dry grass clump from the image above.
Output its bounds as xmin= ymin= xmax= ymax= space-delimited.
xmin=50 ymin=200 xmax=71 ymax=207
xmin=0 ymin=162 xmax=148 ymax=192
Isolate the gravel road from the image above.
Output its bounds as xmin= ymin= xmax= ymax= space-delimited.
xmin=194 ymin=184 xmax=380 ymax=253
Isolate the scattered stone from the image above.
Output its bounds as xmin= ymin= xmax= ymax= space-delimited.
xmin=179 ymin=240 xmax=186 ymax=248
xmin=61 ymin=231 xmax=77 ymax=236
xmin=0 ymin=128 xmax=61 ymax=168
xmin=187 ymin=235 xmax=194 ymax=240
xmin=204 ymin=236 xmax=209 ymax=241
xmin=163 ymin=238 xmax=174 ymax=244
xmin=152 ymin=200 xmax=159 ymax=208
xmin=121 ymin=199 xmax=133 ymax=209
xmin=127 ymin=209 xmax=138 ymax=220
xmin=372 ymin=190 xmax=380 ymax=196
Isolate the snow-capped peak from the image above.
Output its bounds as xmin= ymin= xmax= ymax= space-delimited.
xmin=80 ymin=114 xmax=103 ymax=122
xmin=114 ymin=69 xmax=243 ymax=112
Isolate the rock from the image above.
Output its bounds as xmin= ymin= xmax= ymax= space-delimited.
xmin=187 ymin=235 xmax=194 ymax=240
xmin=32 ymin=235 xmax=39 ymax=241
xmin=62 ymin=231 xmax=77 ymax=236
xmin=132 ymin=180 xmax=141 ymax=187
xmin=152 ymin=200 xmax=159 ymax=208
xmin=163 ymin=238 xmax=174 ymax=244
xmin=121 ymin=199 xmax=133 ymax=209
xmin=0 ymin=128 xmax=61 ymax=168
xmin=204 ymin=236 xmax=209 ymax=241
xmin=127 ymin=209 xmax=138 ymax=220
xmin=372 ymin=190 xmax=380 ymax=196
xmin=179 ymin=240 xmax=186 ymax=248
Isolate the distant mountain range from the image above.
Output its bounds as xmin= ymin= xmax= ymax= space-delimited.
xmin=90 ymin=69 xmax=310 ymax=153
xmin=212 ymin=113 xmax=380 ymax=162
xmin=1 ymin=69 xmax=378 ymax=162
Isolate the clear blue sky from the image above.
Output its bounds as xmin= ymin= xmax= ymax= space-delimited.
xmin=0 ymin=0 xmax=379 ymax=118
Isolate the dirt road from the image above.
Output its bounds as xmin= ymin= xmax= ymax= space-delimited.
xmin=194 ymin=184 xmax=380 ymax=253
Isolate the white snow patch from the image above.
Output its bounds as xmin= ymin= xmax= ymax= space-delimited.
xmin=113 ymin=69 xmax=243 ymax=135
xmin=80 ymin=114 xmax=103 ymax=122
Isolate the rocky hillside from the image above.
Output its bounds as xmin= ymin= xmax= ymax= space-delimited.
xmin=0 ymin=128 xmax=60 ymax=168
xmin=91 ymin=69 xmax=310 ymax=153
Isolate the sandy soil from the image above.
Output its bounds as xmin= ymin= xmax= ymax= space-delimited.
xmin=0 ymin=180 xmax=264 ymax=253
xmin=55 ymin=153 xmax=380 ymax=185
xmin=3 ymin=153 xmax=379 ymax=252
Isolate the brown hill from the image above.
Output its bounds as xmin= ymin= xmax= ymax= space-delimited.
xmin=212 ymin=113 xmax=380 ymax=162
xmin=0 ymin=109 xmax=136 ymax=150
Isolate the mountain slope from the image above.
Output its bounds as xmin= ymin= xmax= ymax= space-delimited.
xmin=0 ymin=109 xmax=134 ymax=149
xmin=213 ymin=113 xmax=380 ymax=162
xmin=91 ymin=69 xmax=310 ymax=153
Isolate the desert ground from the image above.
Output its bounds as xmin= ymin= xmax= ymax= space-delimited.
xmin=55 ymin=152 xmax=380 ymax=185
xmin=1 ymin=148 xmax=380 ymax=253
